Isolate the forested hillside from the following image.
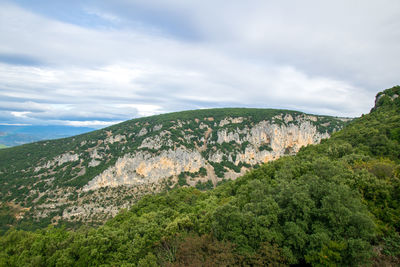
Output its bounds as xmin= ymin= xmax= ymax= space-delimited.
xmin=0 ymin=108 xmax=346 ymax=230
xmin=0 ymin=86 xmax=399 ymax=266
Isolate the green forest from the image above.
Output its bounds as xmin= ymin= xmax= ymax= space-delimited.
xmin=0 ymin=86 xmax=400 ymax=266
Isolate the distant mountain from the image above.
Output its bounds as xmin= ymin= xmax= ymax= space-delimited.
xmin=0 ymin=125 xmax=95 ymax=146
xmin=0 ymin=108 xmax=348 ymax=229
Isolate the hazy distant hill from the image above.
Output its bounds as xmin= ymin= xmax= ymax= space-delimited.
xmin=0 ymin=125 xmax=95 ymax=147
xmin=0 ymin=108 xmax=348 ymax=229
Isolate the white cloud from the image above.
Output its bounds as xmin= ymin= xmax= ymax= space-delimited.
xmin=0 ymin=123 xmax=31 ymax=126
xmin=0 ymin=0 xmax=399 ymax=127
xmin=62 ymin=120 xmax=123 ymax=127
xmin=114 ymin=104 xmax=163 ymax=117
xmin=11 ymin=111 xmax=31 ymax=118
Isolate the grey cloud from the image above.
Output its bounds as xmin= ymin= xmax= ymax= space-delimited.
xmin=0 ymin=1 xmax=398 ymax=127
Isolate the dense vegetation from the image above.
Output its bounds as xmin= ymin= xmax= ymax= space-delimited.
xmin=0 ymin=86 xmax=399 ymax=266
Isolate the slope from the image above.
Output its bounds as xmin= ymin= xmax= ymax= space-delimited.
xmin=0 ymin=108 xmax=347 ymax=230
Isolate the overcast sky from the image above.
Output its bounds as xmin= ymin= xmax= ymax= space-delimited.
xmin=0 ymin=0 xmax=399 ymax=128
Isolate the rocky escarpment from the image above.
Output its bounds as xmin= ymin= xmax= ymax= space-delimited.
xmin=84 ymin=148 xmax=206 ymax=191
xmin=84 ymin=115 xmax=331 ymax=192
xmin=0 ymin=108 xmax=349 ymax=227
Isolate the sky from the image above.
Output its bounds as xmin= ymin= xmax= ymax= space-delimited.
xmin=0 ymin=0 xmax=399 ymax=128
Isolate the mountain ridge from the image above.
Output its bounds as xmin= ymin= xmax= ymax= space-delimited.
xmin=0 ymin=107 xmax=348 ymax=229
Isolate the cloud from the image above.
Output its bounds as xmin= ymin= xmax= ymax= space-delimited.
xmin=0 ymin=123 xmax=31 ymax=126
xmin=106 ymin=0 xmax=400 ymax=90
xmin=62 ymin=120 xmax=123 ymax=127
xmin=10 ymin=111 xmax=31 ymax=118
xmin=0 ymin=53 xmax=42 ymax=66
xmin=83 ymin=8 xmax=122 ymax=25
xmin=0 ymin=0 xmax=399 ymax=128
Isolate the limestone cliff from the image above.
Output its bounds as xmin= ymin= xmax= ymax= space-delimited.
xmin=84 ymin=148 xmax=205 ymax=191
xmin=84 ymin=114 xmax=332 ymax=191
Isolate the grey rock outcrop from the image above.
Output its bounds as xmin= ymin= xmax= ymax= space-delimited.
xmin=84 ymin=117 xmax=330 ymax=191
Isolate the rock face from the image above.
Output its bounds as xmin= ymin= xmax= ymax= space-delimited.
xmin=84 ymin=148 xmax=205 ymax=191
xmin=35 ymin=152 xmax=80 ymax=172
xmin=84 ymin=116 xmax=331 ymax=191
xmin=0 ymin=108 xmax=349 ymax=226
